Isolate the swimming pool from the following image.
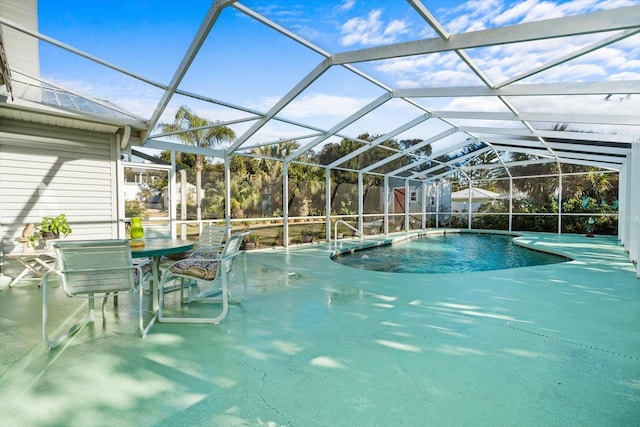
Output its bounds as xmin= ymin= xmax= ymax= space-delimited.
xmin=332 ymin=232 xmax=570 ymax=273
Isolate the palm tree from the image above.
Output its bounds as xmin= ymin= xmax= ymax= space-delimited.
xmin=289 ymin=161 xmax=324 ymax=217
xmin=204 ymin=177 xmax=261 ymax=219
xmin=161 ymin=105 xmax=235 ymax=221
xmin=251 ymin=140 xmax=298 ymax=215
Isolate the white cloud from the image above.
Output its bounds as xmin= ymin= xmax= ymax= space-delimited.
xmin=340 ymin=9 xmax=409 ymax=46
xmin=444 ymin=0 xmax=502 ymax=33
xmin=374 ymin=52 xmax=482 ymax=87
xmin=620 ymin=59 xmax=640 ymax=70
xmin=609 ymin=71 xmax=640 ymax=80
xmin=443 ymin=96 xmax=508 ymax=112
xmin=444 ymin=0 xmax=637 ymax=33
xmin=338 ymin=0 xmax=356 ymax=12
xmin=375 ymin=54 xmax=444 ymax=74
xmin=255 ymin=93 xmax=370 ymax=120
xmin=493 ymin=0 xmax=558 ymax=24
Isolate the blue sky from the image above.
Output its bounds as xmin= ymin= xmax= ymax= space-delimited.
xmin=36 ymin=0 xmax=640 ymax=145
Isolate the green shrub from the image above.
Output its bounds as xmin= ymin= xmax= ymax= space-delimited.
xmin=125 ymin=200 xmax=147 ymax=218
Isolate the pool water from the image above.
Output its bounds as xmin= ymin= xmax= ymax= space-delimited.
xmin=332 ymin=233 xmax=570 ymax=273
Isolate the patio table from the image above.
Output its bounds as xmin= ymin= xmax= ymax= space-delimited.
xmin=130 ymin=239 xmax=194 ymax=335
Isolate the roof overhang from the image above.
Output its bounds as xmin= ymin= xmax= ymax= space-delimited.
xmin=0 ymin=96 xmax=147 ymax=141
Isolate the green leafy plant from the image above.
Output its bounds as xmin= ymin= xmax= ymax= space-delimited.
xmin=125 ymin=200 xmax=147 ymax=218
xmin=37 ymin=214 xmax=72 ymax=238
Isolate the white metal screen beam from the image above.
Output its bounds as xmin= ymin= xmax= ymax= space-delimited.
xmin=461 ymin=158 xmax=557 ymax=171
xmin=496 ymin=28 xmax=640 ymax=88
xmin=149 ymin=116 xmax=258 ymax=140
xmin=230 ymin=58 xmax=332 ymax=152
xmin=232 ymin=3 xmax=330 ymax=58
xmin=395 ymin=80 xmax=639 ymax=98
xmin=488 ymin=144 xmax=626 ymax=166
xmin=147 ymin=0 xmax=236 ymax=132
xmin=408 ymin=146 xmax=494 ymax=180
xmin=483 ymin=137 xmax=630 ymax=156
xmin=327 ymin=113 xmax=431 ymax=169
xmin=285 ymin=92 xmax=392 ymax=162
xmin=143 ymin=139 xmax=225 ymax=158
xmin=385 ymin=139 xmax=470 ymax=178
xmin=430 ymin=110 xmax=639 ymax=127
xmin=332 ymin=6 xmax=640 ymax=65
xmin=460 ymin=127 xmax=636 ymax=143
xmin=361 ymin=128 xmax=458 ymax=174
xmin=555 ymin=158 xmax=623 ymax=171
xmin=0 ymin=16 xmax=165 ymax=91
xmin=554 ymin=152 xmax=625 ymax=165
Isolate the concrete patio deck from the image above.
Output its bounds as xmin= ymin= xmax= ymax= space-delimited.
xmin=1 ymin=232 xmax=639 ymax=426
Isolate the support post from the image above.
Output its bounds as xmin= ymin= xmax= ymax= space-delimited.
xmin=358 ymin=172 xmax=364 ymax=235
xmin=325 ymin=168 xmax=332 ymax=240
xmin=283 ymin=161 xmax=289 ymax=247
xmin=421 ymin=182 xmax=427 ymax=230
xmin=508 ymin=176 xmax=513 ymax=232
xmin=404 ymin=180 xmax=410 ymax=232
xmin=169 ymin=151 xmax=177 ymax=238
xmin=224 ymin=155 xmax=231 ymax=230
xmin=467 ymin=181 xmax=472 ymax=230
xmin=435 ymin=182 xmax=440 ymax=229
xmin=558 ymin=173 xmax=563 ymax=234
xmin=383 ymin=177 xmax=389 ymax=235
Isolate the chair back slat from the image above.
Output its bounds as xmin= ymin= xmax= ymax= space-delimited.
xmin=53 ymin=240 xmax=136 ymax=296
xmin=198 ymin=225 xmax=227 ymax=250
xmin=220 ymin=232 xmax=248 ymax=274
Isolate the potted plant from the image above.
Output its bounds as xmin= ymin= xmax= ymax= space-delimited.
xmin=242 ymin=232 xmax=260 ymax=249
xmin=301 ymin=229 xmax=315 ymax=243
xmin=37 ymin=214 xmax=72 ymax=239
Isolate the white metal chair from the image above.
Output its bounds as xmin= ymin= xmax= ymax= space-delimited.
xmin=160 ymin=225 xmax=227 ymax=267
xmin=196 ymin=224 xmax=228 ymax=252
xmin=42 ymin=240 xmax=151 ymax=350
xmin=158 ymin=231 xmax=249 ymax=324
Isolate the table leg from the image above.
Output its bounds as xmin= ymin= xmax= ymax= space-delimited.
xmin=8 ymin=256 xmax=56 ymax=287
xmin=8 ymin=267 xmax=32 ymax=287
xmin=151 ymin=256 xmax=161 ymax=312
xmin=140 ymin=256 xmax=161 ymax=338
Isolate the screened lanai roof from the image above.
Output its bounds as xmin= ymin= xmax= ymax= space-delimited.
xmin=0 ymin=0 xmax=639 ymax=182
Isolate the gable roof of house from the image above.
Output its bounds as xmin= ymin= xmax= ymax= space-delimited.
xmin=451 ymin=188 xmax=504 ymax=200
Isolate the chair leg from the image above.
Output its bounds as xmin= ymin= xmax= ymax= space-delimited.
xmin=227 ymin=253 xmax=249 ymax=304
xmin=42 ymin=273 xmax=88 ymax=351
xmin=88 ymin=295 xmax=95 ymax=322
xmin=139 ymin=278 xmax=156 ymax=338
xmin=158 ymin=274 xmax=228 ymax=324
xmin=102 ymin=293 xmax=109 ymax=318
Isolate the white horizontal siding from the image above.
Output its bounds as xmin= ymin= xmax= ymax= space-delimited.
xmin=0 ymin=0 xmax=40 ymax=81
xmin=1 ymin=119 xmax=119 ymax=257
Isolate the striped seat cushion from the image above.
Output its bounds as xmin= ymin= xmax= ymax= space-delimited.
xmin=170 ymin=250 xmax=219 ymax=280
xmin=133 ymin=262 xmax=152 ymax=285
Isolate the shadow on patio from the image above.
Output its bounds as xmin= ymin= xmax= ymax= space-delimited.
xmin=1 ymin=235 xmax=639 ymax=426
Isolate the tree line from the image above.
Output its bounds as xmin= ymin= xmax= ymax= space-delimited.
xmin=150 ymin=107 xmax=618 ymax=234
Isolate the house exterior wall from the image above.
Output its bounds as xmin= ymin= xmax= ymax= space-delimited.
xmin=0 ymin=118 xmax=120 ymax=260
xmin=0 ymin=0 xmax=41 ymax=95
xmin=451 ymin=199 xmax=490 ymax=213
